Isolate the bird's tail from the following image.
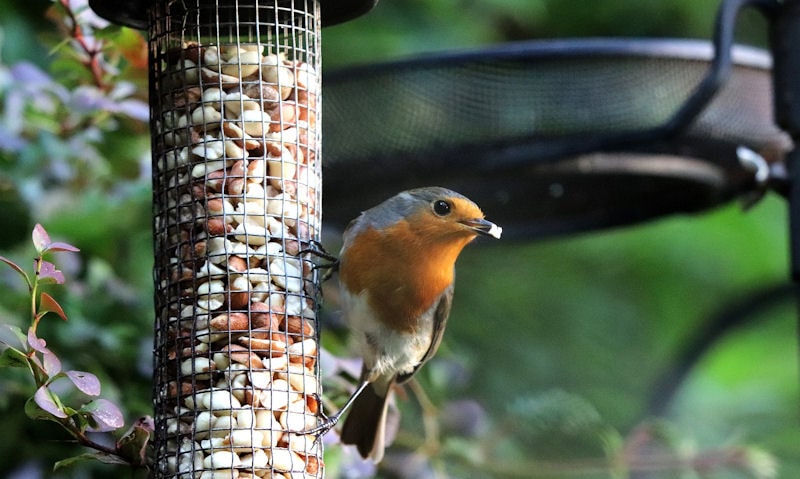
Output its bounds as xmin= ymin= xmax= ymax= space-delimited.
xmin=339 ymin=379 xmax=392 ymax=462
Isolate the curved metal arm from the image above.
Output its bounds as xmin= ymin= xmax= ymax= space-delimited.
xmin=661 ymin=0 xmax=779 ymax=138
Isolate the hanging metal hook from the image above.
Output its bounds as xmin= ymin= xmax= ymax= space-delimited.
xmin=737 ymin=146 xmax=770 ymax=208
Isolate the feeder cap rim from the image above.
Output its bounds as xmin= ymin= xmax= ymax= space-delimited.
xmin=87 ymin=0 xmax=379 ymax=29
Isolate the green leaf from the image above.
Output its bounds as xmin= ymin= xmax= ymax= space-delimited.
xmin=54 ymin=452 xmax=130 ymax=471
xmin=72 ymin=411 xmax=93 ymax=431
xmin=0 ymin=346 xmax=32 ymax=370
xmin=3 ymin=325 xmax=28 ymax=348
xmin=53 ymin=454 xmax=95 ymax=471
xmin=39 ymin=292 xmax=68 ymax=321
xmin=62 ymin=405 xmax=78 ymax=416
xmin=25 ymin=395 xmax=65 ymax=422
xmin=85 ymin=452 xmax=132 ymax=466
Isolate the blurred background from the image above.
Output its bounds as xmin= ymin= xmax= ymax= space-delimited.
xmin=0 ymin=0 xmax=797 ymax=477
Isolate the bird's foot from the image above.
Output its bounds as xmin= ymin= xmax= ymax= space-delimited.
xmin=295 ymin=409 xmax=342 ymax=448
xmin=297 ymin=241 xmax=339 ymax=281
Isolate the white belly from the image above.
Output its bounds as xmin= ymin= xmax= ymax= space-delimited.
xmin=341 ymin=288 xmax=434 ymax=379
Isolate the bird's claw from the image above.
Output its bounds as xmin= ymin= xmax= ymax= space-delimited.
xmin=297 ymin=240 xmax=338 ymax=263
xmin=295 ymin=412 xmax=341 ymax=448
xmin=304 ymin=416 xmax=338 ymax=437
xmin=297 ymin=241 xmax=339 ymax=281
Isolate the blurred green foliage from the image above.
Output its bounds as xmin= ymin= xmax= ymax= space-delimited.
xmin=0 ymin=0 xmax=797 ymax=478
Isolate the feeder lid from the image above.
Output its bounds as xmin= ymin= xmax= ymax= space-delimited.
xmin=321 ymin=39 xmax=791 ymax=240
xmin=88 ymin=0 xmax=378 ymax=29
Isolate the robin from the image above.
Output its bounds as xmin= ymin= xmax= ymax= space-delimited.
xmin=309 ymin=186 xmax=501 ymax=462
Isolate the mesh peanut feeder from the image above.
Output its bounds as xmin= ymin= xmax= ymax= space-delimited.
xmin=88 ymin=0 xmax=376 ymax=477
xmin=149 ymin=4 xmax=324 ymax=477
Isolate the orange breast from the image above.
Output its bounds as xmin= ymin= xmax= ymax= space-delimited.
xmin=340 ymin=220 xmax=473 ymax=332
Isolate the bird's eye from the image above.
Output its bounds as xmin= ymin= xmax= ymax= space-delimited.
xmin=432 ymin=199 xmax=452 ymax=216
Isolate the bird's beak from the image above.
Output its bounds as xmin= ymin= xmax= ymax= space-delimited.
xmin=461 ymin=218 xmax=502 ymax=239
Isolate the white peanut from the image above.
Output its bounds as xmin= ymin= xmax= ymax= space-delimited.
xmin=203 ymin=450 xmax=241 ymax=469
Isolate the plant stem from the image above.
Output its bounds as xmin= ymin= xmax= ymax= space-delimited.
xmin=73 ymin=428 xmax=124 ymax=459
xmin=30 ymin=257 xmax=41 ymax=334
xmin=57 ymin=0 xmax=107 ymax=90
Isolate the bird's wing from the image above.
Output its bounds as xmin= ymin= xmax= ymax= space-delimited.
xmin=341 ymin=214 xmax=364 ymax=250
xmin=395 ymin=282 xmax=453 ymax=384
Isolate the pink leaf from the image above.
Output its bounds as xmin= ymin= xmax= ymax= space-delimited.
xmin=45 ymin=241 xmax=80 ymax=253
xmin=27 ymin=327 xmax=47 ymax=353
xmin=40 ymin=292 xmax=68 ymax=321
xmin=85 ymin=399 xmax=125 ymax=432
xmin=0 ymin=255 xmax=28 ymax=281
xmin=27 ymin=328 xmax=61 ymax=375
xmin=42 ymin=349 xmax=62 ymax=376
xmin=31 ymin=224 xmax=79 ymax=254
xmin=32 ymin=224 xmax=51 ymax=254
xmin=34 ymin=385 xmax=67 ymax=418
xmin=37 ymin=260 xmax=65 ymax=285
xmin=66 ymin=370 xmax=101 ymax=396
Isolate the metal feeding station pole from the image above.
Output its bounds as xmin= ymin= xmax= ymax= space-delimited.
xmin=769 ymin=0 xmax=800 ymax=281
xmin=88 ymin=0 xmax=377 ymax=477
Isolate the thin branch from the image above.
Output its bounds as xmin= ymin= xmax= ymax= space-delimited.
xmin=57 ymin=0 xmax=107 ymax=90
xmin=73 ymin=429 xmax=126 ymax=460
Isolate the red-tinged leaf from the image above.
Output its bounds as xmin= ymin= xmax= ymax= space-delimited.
xmin=33 ymin=385 xmax=67 ymax=418
xmin=44 ymin=241 xmax=80 ymax=253
xmin=66 ymin=370 xmax=101 ymax=396
xmin=0 ymin=255 xmax=29 ymax=282
xmin=116 ymin=416 xmax=154 ymax=466
xmin=83 ymin=399 xmax=125 ymax=432
xmin=32 ymin=224 xmax=51 ymax=254
xmin=136 ymin=415 xmax=154 ymax=433
xmin=40 ymin=292 xmax=68 ymax=321
xmin=37 ymin=260 xmax=65 ymax=285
